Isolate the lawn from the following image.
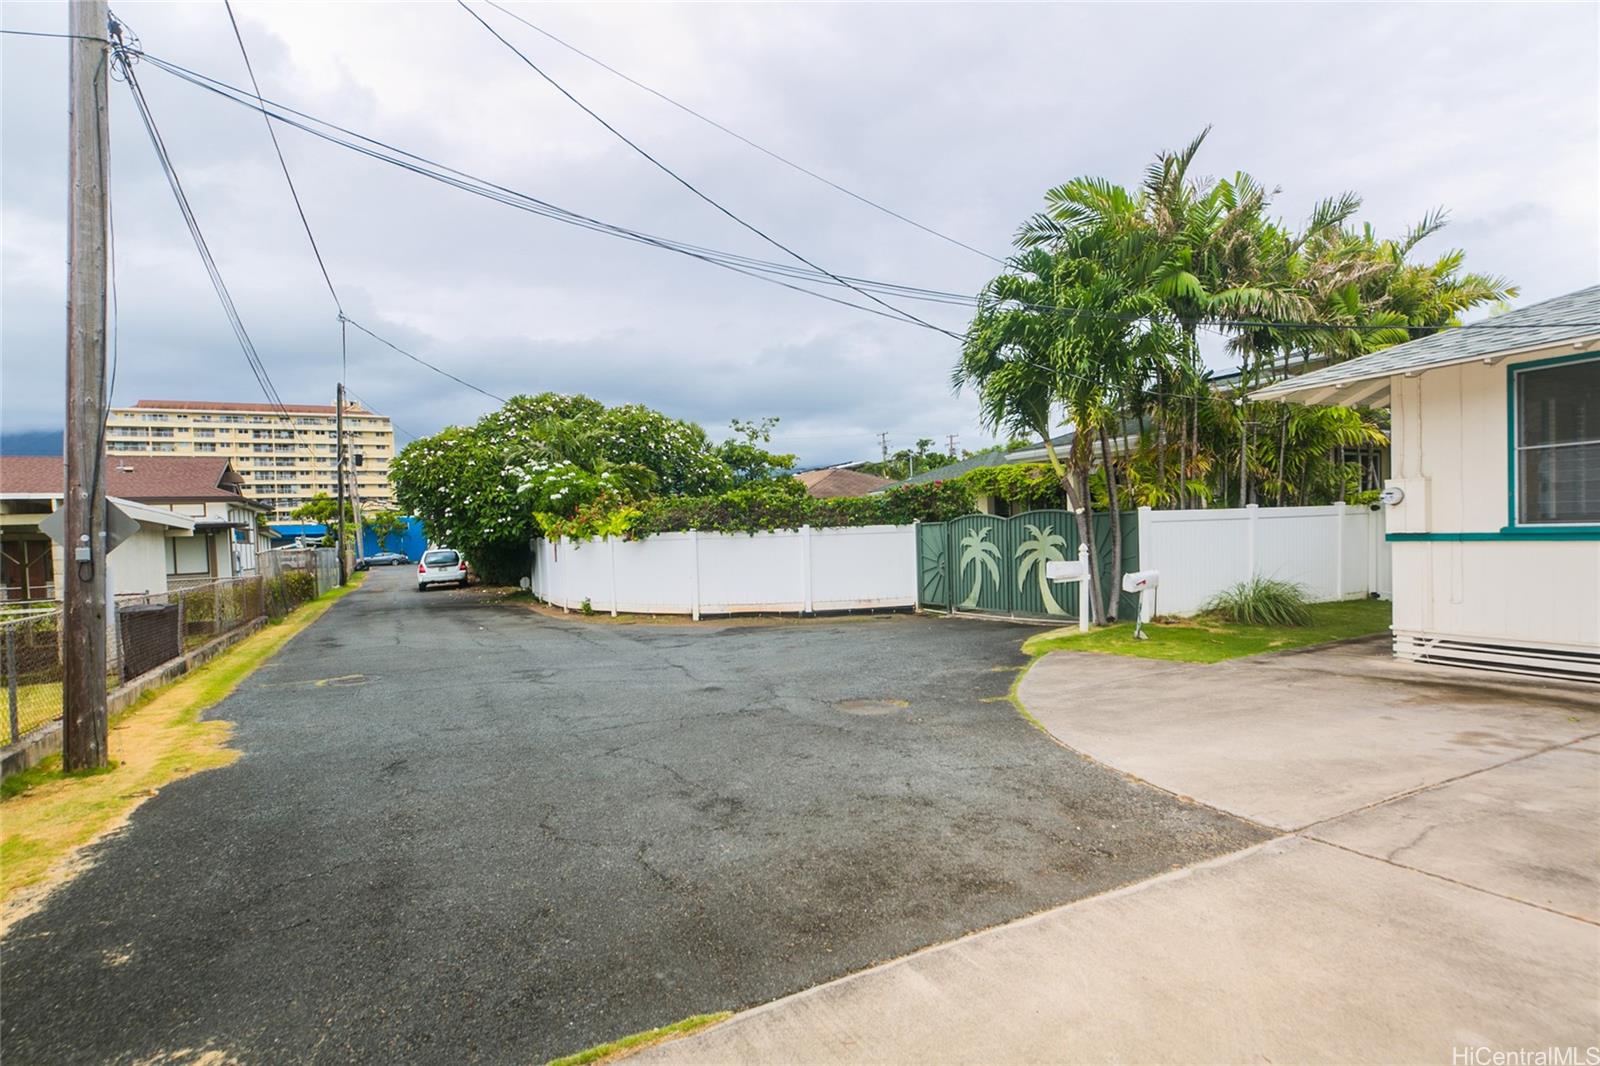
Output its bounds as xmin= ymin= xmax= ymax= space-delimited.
xmin=1021 ymin=598 xmax=1392 ymax=664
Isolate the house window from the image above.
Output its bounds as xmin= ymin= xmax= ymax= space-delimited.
xmin=1513 ymin=355 xmax=1599 ymax=526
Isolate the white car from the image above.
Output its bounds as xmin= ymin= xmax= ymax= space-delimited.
xmin=417 ymin=548 xmax=469 ymax=590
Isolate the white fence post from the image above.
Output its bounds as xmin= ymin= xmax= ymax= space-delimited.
xmin=689 ymin=529 xmax=701 ymax=622
xmin=1334 ymin=501 xmax=1346 ymax=599
xmin=1369 ymin=506 xmax=1382 ymax=599
xmin=801 ymin=525 xmax=814 ymax=615
xmin=1136 ymin=506 xmax=1152 ymax=573
xmin=1077 ymin=542 xmax=1090 ymax=634
xmin=1246 ymin=503 xmax=1260 ymax=579
xmin=912 ymin=521 xmax=921 ymax=611
xmin=608 ymin=536 xmax=619 ymax=617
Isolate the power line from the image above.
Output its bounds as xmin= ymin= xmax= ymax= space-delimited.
xmin=344 ymin=387 xmax=421 ymax=441
xmin=126 ymin=48 xmax=1581 ymax=415
xmin=342 ymin=317 xmax=508 ymax=403
xmin=128 ymin=50 xmax=1597 ymax=341
xmin=222 ymin=0 xmax=342 ymax=314
xmin=459 ymin=0 xmax=962 ymax=340
xmin=0 ymin=28 xmax=104 ymax=42
xmin=479 ymin=0 xmax=1006 ymax=266
xmin=134 ymin=51 xmax=937 ymax=333
xmin=215 ymin=13 xmax=511 ymax=413
xmin=113 ymin=46 xmax=289 ymax=416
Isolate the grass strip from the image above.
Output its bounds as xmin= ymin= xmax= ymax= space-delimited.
xmin=0 ymin=576 xmax=363 ymax=926
xmin=1019 ymin=598 xmax=1391 ymax=664
xmin=548 ymin=1013 xmax=733 ymax=1066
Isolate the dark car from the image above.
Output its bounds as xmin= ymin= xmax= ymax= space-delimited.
xmin=355 ymin=551 xmax=410 ymax=570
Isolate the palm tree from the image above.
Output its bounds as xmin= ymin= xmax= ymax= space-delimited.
xmin=1015 ymin=523 xmax=1068 ymax=615
xmin=958 ymin=527 xmax=1002 ymax=608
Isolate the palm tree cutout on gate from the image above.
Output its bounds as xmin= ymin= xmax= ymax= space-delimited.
xmin=959 ymin=527 xmax=1001 ymax=608
xmin=1015 ymin=523 xmax=1069 ymax=615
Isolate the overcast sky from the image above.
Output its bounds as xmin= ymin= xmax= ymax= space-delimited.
xmin=3 ymin=1 xmax=1597 ymax=465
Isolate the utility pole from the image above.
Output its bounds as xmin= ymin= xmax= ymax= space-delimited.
xmin=335 ymin=381 xmax=348 ymax=585
xmin=62 ymin=0 xmax=111 ymax=772
xmin=877 ymin=432 xmax=889 ymax=463
xmin=946 ymin=434 xmax=959 ymax=458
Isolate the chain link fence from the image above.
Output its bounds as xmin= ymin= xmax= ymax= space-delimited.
xmin=1 ymin=608 xmax=65 ymax=744
xmin=1 ymin=550 xmax=338 ymax=745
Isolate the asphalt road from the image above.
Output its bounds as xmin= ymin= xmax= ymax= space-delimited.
xmin=2 ymin=568 xmax=1267 ymax=1063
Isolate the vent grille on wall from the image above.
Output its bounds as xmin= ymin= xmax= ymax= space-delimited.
xmin=1394 ymin=631 xmax=1600 ymax=684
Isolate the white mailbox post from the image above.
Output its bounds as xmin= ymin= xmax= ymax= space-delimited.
xmin=1121 ymin=569 xmax=1160 ymax=638
xmin=1046 ymin=543 xmax=1092 ymax=633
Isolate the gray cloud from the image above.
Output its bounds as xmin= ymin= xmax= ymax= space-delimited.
xmin=4 ymin=1 xmax=1596 ymax=466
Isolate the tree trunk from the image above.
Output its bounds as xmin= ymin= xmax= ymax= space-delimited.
xmin=1276 ymin=412 xmax=1288 ymax=507
xmin=1099 ymin=426 xmax=1124 ymax=623
xmin=1238 ymin=406 xmax=1248 ymax=508
xmin=1077 ymin=465 xmax=1106 ymax=624
xmin=1155 ymin=382 xmax=1168 ymax=508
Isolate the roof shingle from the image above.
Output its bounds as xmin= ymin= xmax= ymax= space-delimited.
xmin=1253 ymin=285 xmax=1600 ymax=402
xmin=0 ymin=454 xmax=261 ymax=506
xmin=795 ymin=468 xmax=895 ymax=498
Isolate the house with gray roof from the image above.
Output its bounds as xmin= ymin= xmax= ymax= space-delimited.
xmin=1255 ymin=284 xmax=1600 ymax=681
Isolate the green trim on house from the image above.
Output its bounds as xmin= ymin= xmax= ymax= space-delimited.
xmin=1388 ymin=529 xmax=1600 ymax=542
xmin=1505 ymin=349 xmax=1600 ymax=532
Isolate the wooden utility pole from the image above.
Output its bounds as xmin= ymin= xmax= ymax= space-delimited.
xmin=62 ymin=0 xmax=111 ymax=771
xmin=335 ymin=381 xmax=348 ymax=585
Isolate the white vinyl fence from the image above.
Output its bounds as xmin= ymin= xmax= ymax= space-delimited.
xmin=1137 ymin=503 xmax=1391 ymax=616
xmin=532 ymin=505 xmax=1390 ymax=621
xmin=532 ymin=525 xmax=917 ymax=617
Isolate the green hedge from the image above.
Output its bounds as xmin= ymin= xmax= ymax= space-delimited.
xmin=545 ymin=477 xmax=975 ymax=540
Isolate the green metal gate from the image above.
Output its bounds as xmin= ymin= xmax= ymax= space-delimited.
xmin=916 ymin=510 xmax=1139 ymax=621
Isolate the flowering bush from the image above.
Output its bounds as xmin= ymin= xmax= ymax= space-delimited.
xmin=391 ymin=393 xmax=740 ymax=582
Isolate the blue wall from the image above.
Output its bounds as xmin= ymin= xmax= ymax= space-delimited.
xmin=361 ymin=516 xmax=427 ymax=560
xmin=268 ymin=516 xmax=427 ymax=561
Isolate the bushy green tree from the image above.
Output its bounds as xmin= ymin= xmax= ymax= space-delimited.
xmin=364 ymin=509 xmax=407 ymax=553
xmin=713 ymin=417 xmax=798 ymax=486
xmin=391 ymin=393 xmax=742 ymax=583
xmin=291 ymin=493 xmax=354 ymax=547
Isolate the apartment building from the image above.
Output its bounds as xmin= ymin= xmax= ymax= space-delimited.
xmin=105 ymin=399 xmax=396 ymax=522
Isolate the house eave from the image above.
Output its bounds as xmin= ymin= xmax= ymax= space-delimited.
xmin=1251 ymin=334 xmax=1600 ymax=405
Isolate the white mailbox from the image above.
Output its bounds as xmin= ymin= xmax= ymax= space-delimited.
xmin=1046 ymin=560 xmax=1088 ymax=583
xmin=1045 ymin=545 xmax=1093 ymax=634
xmin=1121 ymin=570 xmax=1159 ymax=593
xmin=1121 ymin=569 xmax=1159 ymax=632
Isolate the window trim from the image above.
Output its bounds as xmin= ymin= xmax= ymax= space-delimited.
xmin=1505 ymin=350 xmax=1600 ymax=534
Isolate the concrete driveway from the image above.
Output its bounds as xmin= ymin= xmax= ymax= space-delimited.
xmin=0 ymin=569 xmax=1264 ymax=1064
xmin=643 ymin=639 xmax=1600 ymax=1063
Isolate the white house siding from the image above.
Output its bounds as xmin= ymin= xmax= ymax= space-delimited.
xmin=1385 ymin=348 xmax=1600 ymax=674
xmin=1390 ymin=540 xmax=1599 ymax=655
xmin=151 ymin=500 xmax=262 ymax=579
xmin=106 ymin=524 xmax=177 ymax=597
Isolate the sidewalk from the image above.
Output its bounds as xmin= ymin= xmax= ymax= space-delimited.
xmin=639 ymin=646 xmax=1600 ymax=1063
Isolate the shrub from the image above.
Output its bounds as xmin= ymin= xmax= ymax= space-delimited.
xmin=608 ymin=477 xmax=976 ymax=539
xmin=1201 ymin=578 xmax=1313 ymax=627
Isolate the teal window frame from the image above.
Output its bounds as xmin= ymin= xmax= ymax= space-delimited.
xmin=1504 ymin=349 xmax=1600 ymax=537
